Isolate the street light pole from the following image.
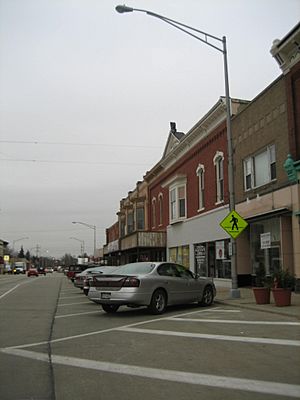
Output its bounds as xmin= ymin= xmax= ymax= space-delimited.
xmin=115 ymin=4 xmax=240 ymax=298
xmin=72 ymin=222 xmax=96 ymax=258
xmin=69 ymin=237 xmax=85 ymax=258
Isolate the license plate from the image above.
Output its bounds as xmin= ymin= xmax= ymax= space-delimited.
xmin=101 ymin=292 xmax=111 ymax=299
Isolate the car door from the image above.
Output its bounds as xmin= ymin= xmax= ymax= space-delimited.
xmin=157 ymin=263 xmax=184 ymax=305
xmin=173 ymin=264 xmax=200 ymax=303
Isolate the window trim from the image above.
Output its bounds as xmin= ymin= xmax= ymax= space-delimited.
xmin=158 ymin=193 xmax=163 ymax=226
xmin=151 ymin=197 xmax=156 ymax=229
xmin=196 ymin=164 xmax=205 ymax=211
xmin=213 ymin=151 xmax=224 ymax=205
xmin=169 ymin=180 xmax=187 ymax=224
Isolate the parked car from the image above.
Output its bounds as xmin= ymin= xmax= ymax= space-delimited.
xmin=88 ymin=261 xmax=216 ymax=314
xmin=27 ymin=267 xmax=39 ymax=277
xmin=67 ymin=264 xmax=92 ymax=282
xmin=75 ymin=266 xmax=119 ymax=295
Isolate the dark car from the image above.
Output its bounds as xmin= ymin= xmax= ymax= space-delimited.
xmin=37 ymin=266 xmax=46 ymax=276
xmin=67 ymin=264 xmax=95 ymax=282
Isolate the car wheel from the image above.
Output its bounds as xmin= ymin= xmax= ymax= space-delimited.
xmin=83 ymin=289 xmax=89 ymax=296
xmin=199 ymin=286 xmax=214 ymax=306
xmin=148 ymin=289 xmax=167 ymax=315
xmin=102 ymin=304 xmax=120 ymax=313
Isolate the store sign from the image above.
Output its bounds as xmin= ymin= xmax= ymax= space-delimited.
xmin=260 ymin=232 xmax=271 ymax=249
xmin=216 ymin=241 xmax=225 ymax=260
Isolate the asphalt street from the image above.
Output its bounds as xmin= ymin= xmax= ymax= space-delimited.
xmin=0 ymin=274 xmax=299 ymax=400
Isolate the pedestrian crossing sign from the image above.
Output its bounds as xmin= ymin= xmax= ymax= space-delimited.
xmin=220 ymin=210 xmax=248 ymax=239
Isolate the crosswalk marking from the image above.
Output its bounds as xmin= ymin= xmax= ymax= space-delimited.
xmin=2 ymin=348 xmax=300 ymax=398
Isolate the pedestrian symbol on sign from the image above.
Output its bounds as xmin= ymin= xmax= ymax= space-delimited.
xmin=230 ymin=214 xmax=239 ymax=231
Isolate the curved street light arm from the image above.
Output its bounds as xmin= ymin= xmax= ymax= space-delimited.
xmin=115 ymin=4 xmax=224 ymax=53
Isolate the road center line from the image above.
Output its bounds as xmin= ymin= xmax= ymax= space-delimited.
xmin=0 ymin=284 xmax=20 ymax=300
xmin=2 ymin=348 xmax=300 ymax=398
xmin=116 ymin=327 xmax=300 ymax=347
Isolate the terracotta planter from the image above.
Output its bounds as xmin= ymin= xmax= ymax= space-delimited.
xmin=272 ymin=288 xmax=292 ymax=307
xmin=253 ymin=287 xmax=270 ymax=304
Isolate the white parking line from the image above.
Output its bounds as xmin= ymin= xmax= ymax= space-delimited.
xmin=55 ymin=311 xmax=101 ymax=319
xmin=168 ymin=318 xmax=300 ymax=326
xmin=57 ymin=301 xmax=91 ymax=307
xmin=60 ymin=295 xmax=86 ymax=300
xmin=2 ymin=348 xmax=300 ymax=398
xmin=116 ymin=327 xmax=300 ymax=347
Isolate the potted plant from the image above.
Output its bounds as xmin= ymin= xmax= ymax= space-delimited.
xmin=252 ymin=264 xmax=271 ymax=304
xmin=271 ymin=269 xmax=296 ymax=307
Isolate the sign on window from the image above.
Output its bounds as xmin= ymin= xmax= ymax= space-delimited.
xmin=260 ymin=232 xmax=271 ymax=249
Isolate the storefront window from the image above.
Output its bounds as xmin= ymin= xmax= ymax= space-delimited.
xmin=194 ymin=240 xmax=231 ymax=278
xmin=169 ymin=245 xmax=190 ymax=268
xmin=250 ymin=217 xmax=281 ymax=275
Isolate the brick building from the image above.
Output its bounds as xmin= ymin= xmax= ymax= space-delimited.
xmin=233 ymin=22 xmax=300 ymax=284
xmin=145 ymin=98 xmax=248 ymax=284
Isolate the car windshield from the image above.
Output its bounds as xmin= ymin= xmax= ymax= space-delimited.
xmin=114 ymin=262 xmax=156 ymax=275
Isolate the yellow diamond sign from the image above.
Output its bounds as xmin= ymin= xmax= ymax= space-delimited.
xmin=220 ymin=210 xmax=248 ymax=239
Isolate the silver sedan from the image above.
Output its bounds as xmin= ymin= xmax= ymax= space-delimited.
xmin=88 ymin=261 xmax=216 ymax=314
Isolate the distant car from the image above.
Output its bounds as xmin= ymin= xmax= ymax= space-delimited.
xmin=27 ymin=267 xmax=39 ymax=277
xmin=88 ymin=261 xmax=216 ymax=314
xmin=13 ymin=266 xmax=25 ymax=274
xmin=45 ymin=267 xmax=54 ymax=273
xmin=37 ymin=266 xmax=46 ymax=276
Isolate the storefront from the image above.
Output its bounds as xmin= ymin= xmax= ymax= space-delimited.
xmin=167 ymin=206 xmax=232 ymax=283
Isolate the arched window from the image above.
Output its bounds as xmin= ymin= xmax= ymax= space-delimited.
xmin=196 ymin=164 xmax=205 ymax=210
xmin=213 ymin=151 xmax=224 ymax=203
xmin=151 ymin=198 xmax=156 ymax=228
xmin=158 ymin=193 xmax=163 ymax=226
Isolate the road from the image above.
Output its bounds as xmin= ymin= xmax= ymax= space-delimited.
xmin=0 ymin=273 xmax=300 ymax=400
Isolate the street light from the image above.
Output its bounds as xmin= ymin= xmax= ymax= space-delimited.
xmin=69 ymin=237 xmax=85 ymax=257
xmin=115 ymin=4 xmax=240 ymax=298
xmin=72 ymin=222 xmax=96 ymax=258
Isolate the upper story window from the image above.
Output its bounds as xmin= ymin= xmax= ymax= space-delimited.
xmin=136 ymin=206 xmax=144 ymax=230
xmin=158 ymin=193 xmax=163 ymax=226
xmin=196 ymin=164 xmax=205 ymax=210
xmin=127 ymin=211 xmax=134 ymax=234
xmin=152 ymin=198 xmax=156 ymax=228
xmin=169 ymin=183 xmax=186 ymax=223
xmin=120 ymin=218 xmax=125 ymax=237
xmin=244 ymin=145 xmax=276 ymax=191
xmin=213 ymin=151 xmax=224 ymax=204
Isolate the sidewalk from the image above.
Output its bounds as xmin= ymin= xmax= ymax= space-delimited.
xmin=215 ymin=287 xmax=300 ymax=319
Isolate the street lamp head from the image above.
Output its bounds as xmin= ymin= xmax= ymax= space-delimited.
xmin=115 ymin=5 xmax=134 ymax=13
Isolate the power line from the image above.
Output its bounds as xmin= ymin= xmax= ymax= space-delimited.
xmin=0 ymin=158 xmax=152 ymax=166
xmin=0 ymin=139 xmax=161 ymax=149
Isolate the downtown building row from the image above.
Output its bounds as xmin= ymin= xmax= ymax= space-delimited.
xmin=103 ymin=23 xmax=300 ymax=287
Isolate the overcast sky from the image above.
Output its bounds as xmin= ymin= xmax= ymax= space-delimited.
xmin=0 ymin=0 xmax=299 ymax=259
